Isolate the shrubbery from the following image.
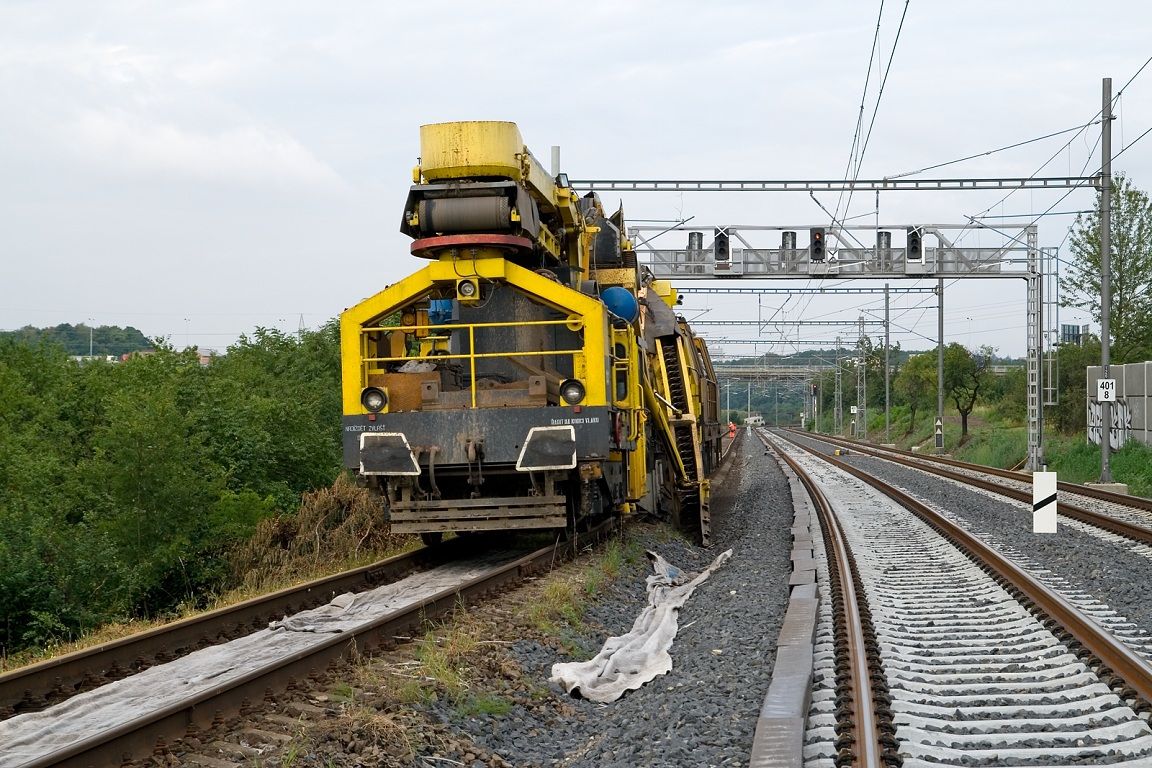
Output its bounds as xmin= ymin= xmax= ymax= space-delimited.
xmin=0 ymin=323 xmax=342 ymax=656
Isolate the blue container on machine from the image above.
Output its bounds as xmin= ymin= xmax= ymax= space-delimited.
xmin=428 ymin=299 xmax=454 ymax=325
xmin=601 ymin=287 xmax=639 ymax=323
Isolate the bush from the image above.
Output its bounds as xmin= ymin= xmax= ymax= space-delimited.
xmin=0 ymin=323 xmax=344 ymax=655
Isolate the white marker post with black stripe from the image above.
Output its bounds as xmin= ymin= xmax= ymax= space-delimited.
xmin=1033 ymin=472 xmax=1057 ymax=533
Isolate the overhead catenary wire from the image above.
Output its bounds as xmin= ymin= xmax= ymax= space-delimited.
xmin=950 ymin=51 xmax=1152 ymax=249
xmin=834 ymin=0 xmax=887 ymax=226
xmin=977 ymin=210 xmax=1092 ymax=219
xmin=887 ymin=122 xmax=1102 ymax=180
xmin=654 ymin=53 xmax=1152 ymax=356
xmin=846 ymin=0 xmax=912 ymax=203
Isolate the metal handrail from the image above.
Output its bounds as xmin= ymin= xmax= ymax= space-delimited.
xmin=360 ymin=318 xmax=584 ymax=409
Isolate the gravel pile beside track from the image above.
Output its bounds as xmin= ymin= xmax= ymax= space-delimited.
xmin=450 ymin=433 xmax=795 ymax=767
xmin=785 ymin=431 xmax=1152 ymax=658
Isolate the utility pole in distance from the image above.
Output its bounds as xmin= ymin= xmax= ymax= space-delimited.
xmin=936 ymin=278 xmax=945 ymax=451
xmin=884 ymin=283 xmax=891 ymax=443
xmin=835 ymin=335 xmax=843 ymax=434
xmin=1100 ymin=76 xmax=1114 ymax=482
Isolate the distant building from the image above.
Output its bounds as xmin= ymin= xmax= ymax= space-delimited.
xmin=69 ymin=355 xmax=119 ymax=364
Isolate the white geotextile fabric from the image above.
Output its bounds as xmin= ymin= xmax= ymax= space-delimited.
xmin=550 ymin=548 xmax=732 ymax=703
xmin=0 ymin=553 xmax=518 ymax=768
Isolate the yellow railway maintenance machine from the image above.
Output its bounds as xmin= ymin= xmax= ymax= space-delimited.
xmin=340 ymin=121 xmax=722 ymax=545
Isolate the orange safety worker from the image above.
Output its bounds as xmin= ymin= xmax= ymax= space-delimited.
xmin=727 ymin=422 xmax=737 ymax=438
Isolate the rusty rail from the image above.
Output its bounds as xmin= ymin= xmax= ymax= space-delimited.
xmin=779 ymin=430 xmax=1152 ymax=709
xmin=784 ymin=428 xmax=1152 ymax=546
xmin=0 ymin=540 xmax=471 ymax=719
xmin=11 ymin=523 xmax=615 ymax=768
xmin=754 ymin=429 xmax=890 ymax=767
xmin=801 ymin=429 xmax=1152 ymax=512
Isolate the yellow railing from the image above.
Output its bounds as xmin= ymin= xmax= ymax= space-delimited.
xmin=360 ymin=318 xmax=584 ymax=409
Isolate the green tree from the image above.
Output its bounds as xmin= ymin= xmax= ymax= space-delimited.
xmin=987 ymin=366 xmax=1027 ymax=421
xmin=0 ymin=324 xmax=152 ymax=357
xmin=1048 ymin=337 xmax=1101 ymax=434
xmin=944 ymin=343 xmax=993 ymax=439
xmin=0 ymin=321 xmax=344 ymax=654
xmin=1060 ymin=173 xmax=1152 ymax=363
xmin=894 ymin=351 xmax=937 ymax=431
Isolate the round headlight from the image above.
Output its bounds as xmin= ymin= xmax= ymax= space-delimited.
xmin=559 ymin=379 xmax=585 ymax=405
xmin=361 ymin=386 xmax=388 ymax=412
xmin=458 ymin=279 xmax=477 ymax=298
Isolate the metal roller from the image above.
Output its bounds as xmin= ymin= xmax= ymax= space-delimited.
xmin=418 ymin=196 xmax=512 ymax=234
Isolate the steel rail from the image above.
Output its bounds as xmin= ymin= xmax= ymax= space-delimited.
xmin=754 ymin=430 xmax=884 ymax=767
xmin=0 ymin=541 xmax=475 ymax=719
xmin=777 ymin=430 xmax=1152 ymax=708
xmin=824 ymin=432 xmax=1152 ymax=513
xmin=17 ymin=522 xmax=616 ymax=768
xmin=783 ymin=428 xmax=1152 ymax=546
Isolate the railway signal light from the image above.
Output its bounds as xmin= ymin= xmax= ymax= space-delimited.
xmin=877 ymin=230 xmax=892 ymax=267
xmin=809 ymin=227 xmax=826 ymax=262
xmin=906 ymin=226 xmax=923 ymax=263
xmin=713 ymin=228 xmax=730 ymax=262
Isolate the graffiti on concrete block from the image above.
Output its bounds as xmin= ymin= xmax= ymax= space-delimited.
xmin=1087 ymin=398 xmax=1131 ymax=449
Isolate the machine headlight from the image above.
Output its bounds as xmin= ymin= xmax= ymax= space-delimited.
xmin=361 ymin=386 xmax=388 ymax=413
xmin=559 ymin=379 xmax=585 ymax=405
xmin=457 ymin=279 xmax=478 ymax=299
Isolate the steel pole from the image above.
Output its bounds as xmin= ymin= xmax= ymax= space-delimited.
xmin=1100 ymin=77 xmax=1113 ymax=483
xmin=937 ymin=278 xmax=945 ymax=451
xmin=884 ymin=283 xmax=891 ymax=443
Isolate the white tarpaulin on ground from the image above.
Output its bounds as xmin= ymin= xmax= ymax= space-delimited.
xmin=550 ymin=548 xmax=732 ymax=703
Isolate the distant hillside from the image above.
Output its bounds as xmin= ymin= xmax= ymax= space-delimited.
xmin=1 ymin=324 xmax=153 ymax=357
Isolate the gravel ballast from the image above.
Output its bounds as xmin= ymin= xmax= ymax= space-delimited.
xmin=197 ymin=433 xmax=800 ymax=768
xmin=460 ymin=433 xmax=796 ymax=766
xmin=784 ymin=430 xmax=1152 ymax=658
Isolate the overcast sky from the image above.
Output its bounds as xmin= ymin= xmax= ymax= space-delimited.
xmin=2 ymin=1 xmax=1150 ymax=358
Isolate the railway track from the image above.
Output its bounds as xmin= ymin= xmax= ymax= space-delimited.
xmin=784 ymin=428 xmax=1152 ymax=549
xmin=759 ymin=428 xmax=1152 ymax=766
xmin=0 ymin=539 xmax=471 ymax=721
xmin=751 ymin=430 xmax=894 ymax=766
xmin=0 ymin=524 xmax=615 ymax=768
xmin=806 ymin=432 xmax=1152 ymax=515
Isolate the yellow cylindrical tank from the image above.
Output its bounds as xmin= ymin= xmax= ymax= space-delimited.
xmin=419 ymin=121 xmax=524 ymax=181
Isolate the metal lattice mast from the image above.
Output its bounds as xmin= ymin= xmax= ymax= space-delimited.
xmin=884 ymin=283 xmax=891 ymax=444
xmin=1026 ymin=225 xmax=1043 ymax=471
xmin=857 ymin=317 xmax=865 ymax=439
xmin=1043 ymin=247 xmax=1059 ymax=408
xmin=937 ymin=278 xmax=945 ymax=451
xmin=835 ymin=336 xmax=843 ymax=434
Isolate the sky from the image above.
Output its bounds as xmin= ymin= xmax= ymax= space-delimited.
xmin=2 ymin=1 xmax=1150 ymax=359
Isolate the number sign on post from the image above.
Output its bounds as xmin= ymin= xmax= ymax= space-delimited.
xmin=1097 ymin=378 xmax=1116 ymax=402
